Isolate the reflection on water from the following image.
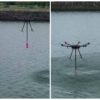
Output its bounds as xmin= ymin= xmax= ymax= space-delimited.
xmin=31 ymin=70 xmax=49 ymax=84
xmin=0 ymin=21 xmax=49 ymax=98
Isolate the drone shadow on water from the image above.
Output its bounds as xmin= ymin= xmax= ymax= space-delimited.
xmin=31 ymin=69 xmax=49 ymax=84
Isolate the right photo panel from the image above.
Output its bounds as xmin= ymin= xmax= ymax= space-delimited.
xmin=51 ymin=2 xmax=100 ymax=98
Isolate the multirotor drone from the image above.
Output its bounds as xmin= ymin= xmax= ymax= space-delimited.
xmin=21 ymin=18 xmax=34 ymax=48
xmin=61 ymin=41 xmax=90 ymax=74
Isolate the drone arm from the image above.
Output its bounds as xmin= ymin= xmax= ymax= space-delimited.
xmin=69 ymin=49 xmax=73 ymax=59
xmin=79 ymin=45 xmax=86 ymax=47
xmin=80 ymin=42 xmax=90 ymax=47
xmin=61 ymin=44 xmax=71 ymax=47
xmin=21 ymin=22 xmax=25 ymax=32
xmin=64 ymin=41 xmax=71 ymax=46
xmin=29 ymin=22 xmax=34 ymax=31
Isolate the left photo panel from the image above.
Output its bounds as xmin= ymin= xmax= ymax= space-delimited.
xmin=0 ymin=2 xmax=49 ymax=98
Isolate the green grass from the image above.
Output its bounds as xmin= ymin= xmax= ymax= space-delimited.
xmin=0 ymin=2 xmax=49 ymax=11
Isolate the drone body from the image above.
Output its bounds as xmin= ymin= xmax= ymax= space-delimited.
xmin=61 ymin=41 xmax=90 ymax=75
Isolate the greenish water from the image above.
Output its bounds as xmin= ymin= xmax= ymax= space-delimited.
xmin=52 ymin=53 xmax=100 ymax=98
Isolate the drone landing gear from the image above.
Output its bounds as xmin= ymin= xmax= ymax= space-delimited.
xmin=21 ymin=19 xmax=34 ymax=48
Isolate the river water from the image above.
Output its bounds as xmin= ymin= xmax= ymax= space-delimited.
xmin=51 ymin=12 xmax=100 ymax=98
xmin=0 ymin=21 xmax=49 ymax=98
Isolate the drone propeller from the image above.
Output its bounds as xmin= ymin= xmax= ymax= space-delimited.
xmin=64 ymin=41 xmax=67 ymax=44
xmin=77 ymin=41 xmax=80 ymax=45
xmin=61 ymin=43 xmax=69 ymax=48
xmin=87 ymin=42 xmax=90 ymax=45
xmin=83 ymin=42 xmax=90 ymax=47
xmin=61 ymin=44 xmax=64 ymax=46
xmin=64 ymin=41 xmax=71 ymax=46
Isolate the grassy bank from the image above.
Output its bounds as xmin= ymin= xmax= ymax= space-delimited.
xmin=0 ymin=2 xmax=49 ymax=22
xmin=0 ymin=2 xmax=49 ymax=11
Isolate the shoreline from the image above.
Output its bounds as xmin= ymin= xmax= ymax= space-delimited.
xmin=51 ymin=2 xmax=100 ymax=11
xmin=0 ymin=10 xmax=49 ymax=22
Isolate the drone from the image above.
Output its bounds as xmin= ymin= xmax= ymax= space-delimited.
xmin=21 ymin=18 xmax=34 ymax=48
xmin=61 ymin=41 xmax=90 ymax=75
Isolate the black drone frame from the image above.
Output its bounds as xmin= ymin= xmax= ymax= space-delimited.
xmin=21 ymin=18 xmax=34 ymax=48
xmin=61 ymin=41 xmax=90 ymax=75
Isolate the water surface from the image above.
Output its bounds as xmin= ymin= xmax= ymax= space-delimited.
xmin=51 ymin=12 xmax=100 ymax=98
xmin=0 ymin=21 xmax=49 ymax=98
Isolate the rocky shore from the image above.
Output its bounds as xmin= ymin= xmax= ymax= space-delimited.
xmin=0 ymin=10 xmax=49 ymax=22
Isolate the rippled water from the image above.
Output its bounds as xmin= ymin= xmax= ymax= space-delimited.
xmin=0 ymin=21 xmax=49 ymax=98
xmin=51 ymin=12 xmax=100 ymax=98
